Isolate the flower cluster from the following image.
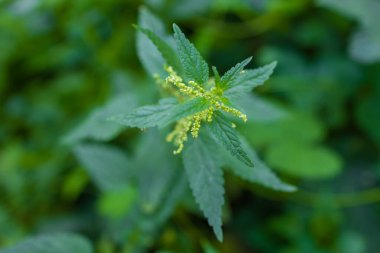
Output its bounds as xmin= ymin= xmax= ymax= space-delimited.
xmin=163 ymin=66 xmax=247 ymax=154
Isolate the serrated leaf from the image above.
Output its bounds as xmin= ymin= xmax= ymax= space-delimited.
xmin=183 ymin=138 xmax=224 ymax=242
xmin=109 ymin=97 xmax=209 ymax=129
xmin=173 ymin=24 xmax=209 ymax=85
xmin=208 ymin=113 xmax=253 ymax=167
xmin=108 ymin=98 xmax=177 ymax=128
xmin=74 ymin=144 xmax=131 ymax=191
xmin=135 ymin=25 xmax=182 ymax=73
xmin=222 ymin=135 xmax=296 ymax=192
xmin=224 ymin=61 xmax=277 ymax=99
xmin=62 ymin=94 xmax=137 ymax=144
xmin=160 ymin=97 xmax=210 ymax=127
xmin=219 ymin=57 xmax=252 ymax=89
xmin=0 ymin=233 xmax=93 ymax=253
xmin=137 ymin=7 xmax=167 ymax=76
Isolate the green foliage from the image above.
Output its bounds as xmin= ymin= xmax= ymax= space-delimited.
xmin=1 ymin=1 xmax=380 ymax=252
xmin=136 ymin=6 xmax=169 ymax=77
xmin=224 ymin=61 xmax=277 ymax=99
xmin=74 ymin=143 xmax=131 ymax=191
xmin=223 ymin=135 xmax=296 ymax=191
xmin=173 ymin=24 xmax=209 ymax=84
xmin=218 ymin=57 xmax=252 ymax=89
xmin=266 ymin=143 xmax=342 ymax=179
xmin=183 ymin=138 xmax=225 ymax=242
xmin=134 ymin=25 xmax=182 ymax=73
xmin=108 ymin=98 xmax=178 ymax=128
xmin=0 ymin=234 xmax=93 ymax=253
xmin=62 ymin=94 xmax=138 ymax=144
xmin=109 ymin=97 xmax=210 ymax=128
xmin=208 ymin=112 xmax=253 ymax=167
xmin=97 ymin=186 xmax=137 ymax=219
xmin=125 ymin=16 xmax=292 ymax=240
xmin=319 ymin=0 xmax=380 ymax=63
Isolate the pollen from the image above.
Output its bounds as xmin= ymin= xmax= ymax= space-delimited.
xmin=166 ymin=116 xmax=193 ymax=155
xmin=163 ymin=66 xmax=249 ymax=153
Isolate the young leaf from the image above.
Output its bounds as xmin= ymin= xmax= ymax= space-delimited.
xmin=0 ymin=233 xmax=93 ymax=253
xmin=183 ymin=138 xmax=224 ymax=242
xmin=218 ymin=57 xmax=252 ymax=89
xmin=212 ymin=66 xmax=221 ymax=87
xmin=208 ymin=112 xmax=254 ymax=167
xmin=224 ymin=61 xmax=277 ymax=99
xmin=173 ymin=24 xmax=209 ymax=85
xmin=74 ymin=144 xmax=131 ymax=191
xmin=231 ymin=94 xmax=287 ymax=123
xmin=135 ymin=25 xmax=182 ymax=73
xmin=223 ymin=135 xmax=296 ymax=192
xmin=108 ymin=98 xmax=178 ymax=128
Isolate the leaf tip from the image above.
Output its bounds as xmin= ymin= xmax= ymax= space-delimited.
xmin=214 ymin=227 xmax=223 ymax=242
xmin=172 ymin=23 xmax=180 ymax=32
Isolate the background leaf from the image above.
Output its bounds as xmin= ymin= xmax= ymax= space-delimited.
xmin=0 ymin=233 xmax=93 ymax=253
xmin=266 ymin=143 xmax=343 ymax=179
xmin=62 ymin=94 xmax=138 ymax=144
xmin=135 ymin=26 xmax=182 ymax=73
xmin=137 ymin=7 xmax=168 ymax=76
xmin=74 ymin=143 xmax=131 ymax=191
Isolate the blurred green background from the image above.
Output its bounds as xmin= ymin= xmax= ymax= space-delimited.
xmin=1 ymin=0 xmax=380 ymax=252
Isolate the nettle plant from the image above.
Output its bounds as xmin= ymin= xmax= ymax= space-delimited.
xmin=106 ymin=8 xmax=296 ymax=241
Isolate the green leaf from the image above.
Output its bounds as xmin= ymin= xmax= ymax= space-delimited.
xmin=173 ymin=24 xmax=209 ymax=85
xmin=133 ymin=129 xmax=181 ymax=214
xmin=212 ymin=66 xmax=221 ymax=86
xmin=160 ymin=97 xmax=210 ymax=127
xmin=62 ymin=94 xmax=137 ymax=144
xmin=222 ymin=135 xmax=296 ymax=192
xmin=74 ymin=143 xmax=131 ymax=191
xmin=266 ymin=143 xmax=343 ymax=179
xmin=224 ymin=61 xmax=277 ymax=99
xmin=232 ymin=94 xmax=287 ymax=123
xmin=241 ymin=113 xmax=324 ymax=148
xmin=355 ymin=89 xmax=380 ymax=144
xmin=349 ymin=29 xmax=380 ymax=64
xmin=219 ymin=57 xmax=252 ymax=89
xmin=183 ymin=138 xmax=224 ymax=242
xmin=0 ymin=233 xmax=93 ymax=253
xmin=109 ymin=97 xmax=210 ymax=129
xmin=208 ymin=113 xmax=253 ymax=167
xmin=108 ymin=98 xmax=177 ymax=129
xmin=137 ymin=7 xmax=167 ymax=76
xmin=97 ymin=185 xmax=137 ymax=219
xmin=135 ymin=25 xmax=182 ymax=73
